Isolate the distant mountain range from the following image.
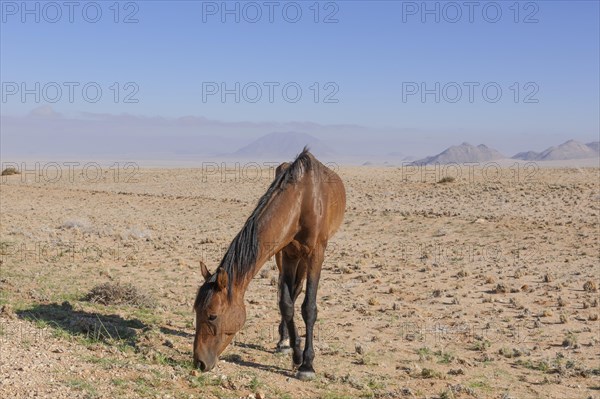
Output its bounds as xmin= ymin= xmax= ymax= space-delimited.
xmin=231 ymin=134 xmax=599 ymax=164
xmin=3 ymin=107 xmax=597 ymax=164
xmin=411 ymin=139 xmax=599 ymax=165
xmin=512 ymin=140 xmax=599 ymax=161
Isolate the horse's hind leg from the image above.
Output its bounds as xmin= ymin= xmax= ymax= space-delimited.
xmin=276 ymin=251 xmax=292 ymax=353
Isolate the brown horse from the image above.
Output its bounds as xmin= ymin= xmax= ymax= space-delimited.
xmin=193 ymin=147 xmax=346 ymax=380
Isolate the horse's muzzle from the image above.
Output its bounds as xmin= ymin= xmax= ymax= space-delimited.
xmin=193 ymin=355 xmax=216 ymax=372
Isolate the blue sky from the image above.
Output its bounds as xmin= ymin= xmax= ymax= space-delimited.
xmin=1 ymin=1 xmax=599 ymax=157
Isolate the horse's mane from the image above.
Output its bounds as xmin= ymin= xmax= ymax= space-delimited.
xmin=195 ymin=147 xmax=315 ymax=307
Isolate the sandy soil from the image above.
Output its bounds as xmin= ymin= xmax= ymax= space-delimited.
xmin=1 ymin=163 xmax=599 ymax=399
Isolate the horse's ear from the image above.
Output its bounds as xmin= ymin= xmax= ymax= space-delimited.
xmin=200 ymin=261 xmax=211 ymax=281
xmin=216 ymin=268 xmax=228 ymax=291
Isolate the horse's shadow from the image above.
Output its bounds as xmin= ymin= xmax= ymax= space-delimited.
xmin=222 ymin=340 xmax=300 ymax=376
xmin=17 ymin=302 xmax=294 ymax=376
xmin=222 ymin=351 xmax=293 ymax=376
xmin=16 ymin=301 xmax=146 ymax=347
xmin=230 ymin=357 xmax=293 ymax=376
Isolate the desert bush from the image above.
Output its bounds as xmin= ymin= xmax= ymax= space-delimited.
xmin=61 ymin=218 xmax=93 ymax=231
xmin=1 ymin=167 xmax=19 ymax=176
xmin=437 ymin=176 xmax=456 ymax=184
xmin=85 ymin=282 xmax=155 ymax=308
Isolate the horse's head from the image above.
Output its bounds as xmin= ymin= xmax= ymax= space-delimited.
xmin=193 ymin=262 xmax=246 ymax=372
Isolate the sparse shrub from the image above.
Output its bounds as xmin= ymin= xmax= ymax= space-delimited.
xmin=543 ymin=274 xmax=554 ymax=283
xmin=562 ymin=332 xmax=578 ymax=348
xmin=471 ymin=339 xmax=491 ymax=352
xmin=436 ymin=350 xmax=455 ymax=364
xmin=437 ymin=176 xmax=455 ymax=184
xmin=121 ymin=228 xmax=152 ymax=240
xmin=439 ymin=389 xmax=455 ymax=399
xmin=583 ymin=280 xmax=597 ymax=292
xmin=499 ymin=347 xmax=523 ymax=359
xmin=85 ymin=282 xmax=155 ymax=308
xmin=248 ymin=376 xmax=262 ymax=392
xmin=417 ymin=347 xmax=432 ymax=361
xmin=559 ymin=314 xmax=568 ymax=324
xmin=514 ymin=269 xmax=524 ymax=279
xmin=494 ymin=283 xmax=508 ymax=294
xmin=557 ymin=297 xmax=567 ymax=307
xmin=368 ymin=297 xmax=379 ymax=306
xmin=457 ymin=269 xmax=468 ymax=278
xmin=421 ymin=368 xmax=442 ymax=378
xmin=355 ymin=342 xmax=364 ymax=355
xmin=355 ymin=351 xmax=376 ymax=366
xmin=1 ymin=167 xmax=19 ymax=176
xmin=61 ymin=218 xmax=92 ymax=231
xmin=518 ymin=359 xmax=550 ymax=373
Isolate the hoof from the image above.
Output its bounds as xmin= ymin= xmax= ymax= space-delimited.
xmin=296 ymin=370 xmax=316 ymax=381
xmin=276 ymin=345 xmax=293 ymax=354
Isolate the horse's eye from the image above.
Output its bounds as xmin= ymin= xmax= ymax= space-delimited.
xmin=208 ymin=314 xmax=217 ymax=321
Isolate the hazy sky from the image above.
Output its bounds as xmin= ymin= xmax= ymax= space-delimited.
xmin=1 ymin=1 xmax=599 ymax=158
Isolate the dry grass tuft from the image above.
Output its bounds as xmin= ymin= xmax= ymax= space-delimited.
xmin=85 ymin=282 xmax=155 ymax=308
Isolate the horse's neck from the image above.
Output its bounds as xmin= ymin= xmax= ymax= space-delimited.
xmin=235 ymin=187 xmax=302 ymax=293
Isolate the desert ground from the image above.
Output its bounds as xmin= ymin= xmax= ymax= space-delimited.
xmin=0 ymin=162 xmax=599 ymax=399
